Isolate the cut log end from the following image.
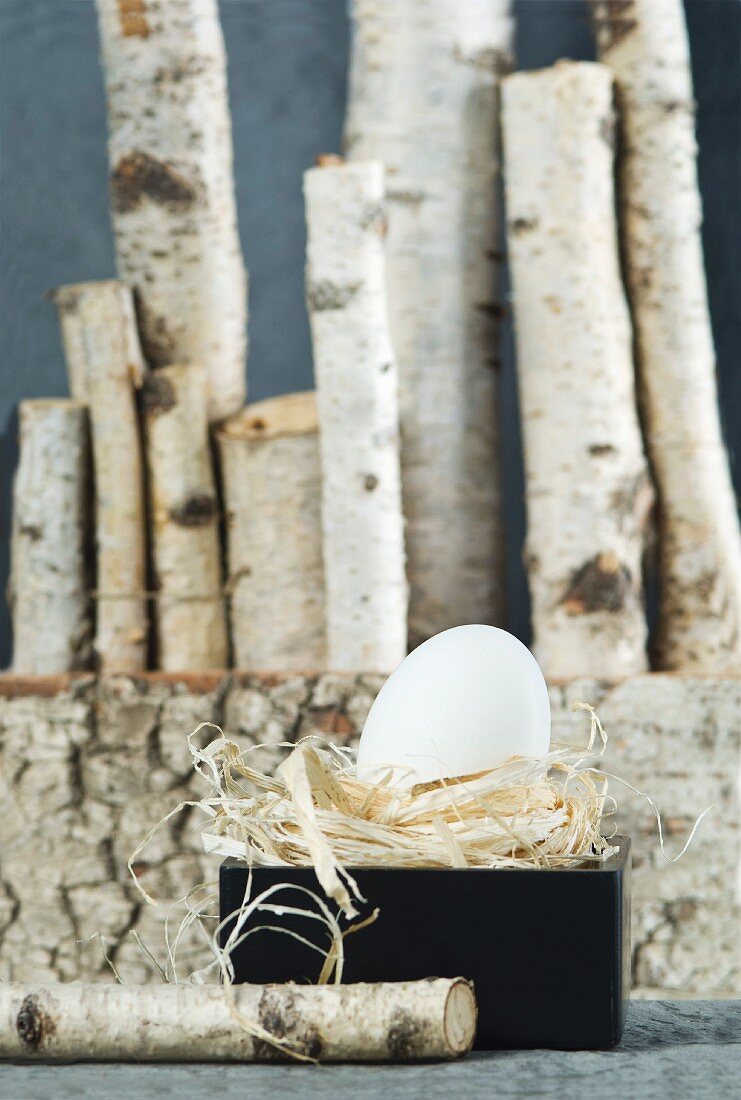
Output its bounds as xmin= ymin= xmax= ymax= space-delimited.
xmin=443 ymin=979 xmax=477 ymax=1056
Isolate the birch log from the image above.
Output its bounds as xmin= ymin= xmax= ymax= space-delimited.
xmin=95 ymin=0 xmax=247 ymax=423
xmin=142 ymin=364 xmax=228 ymax=670
xmin=0 ymin=980 xmax=475 ymax=1062
xmin=502 ymin=62 xmax=653 ymax=679
xmin=9 ymin=401 xmax=89 ymax=673
xmin=52 ymin=280 xmax=148 ymax=672
xmin=345 ymin=0 xmax=513 ymax=647
xmin=219 ymin=393 xmax=325 ymax=670
xmin=591 ymin=0 xmax=741 ymax=672
xmin=304 ymin=160 xmax=407 ymax=672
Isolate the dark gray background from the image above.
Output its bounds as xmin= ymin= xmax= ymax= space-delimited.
xmin=1 ymin=0 xmax=738 ymax=667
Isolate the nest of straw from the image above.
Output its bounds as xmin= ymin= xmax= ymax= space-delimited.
xmin=185 ymin=703 xmax=616 ymax=920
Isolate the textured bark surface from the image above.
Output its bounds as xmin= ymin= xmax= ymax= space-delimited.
xmin=502 ymin=62 xmax=653 ymax=679
xmin=52 ymin=280 xmax=148 ymax=672
xmin=95 ymin=0 xmax=247 ymax=422
xmin=9 ymin=402 xmax=90 ymax=673
xmin=0 ymin=978 xmax=475 ymax=1062
xmin=142 ymin=364 xmax=227 ymax=670
xmin=219 ymin=393 xmax=326 ymax=670
xmin=345 ymin=0 xmax=513 ymax=648
xmin=0 ymin=673 xmax=737 ymax=997
xmin=304 ymin=160 xmax=407 ymax=672
xmin=591 ymin=0 xmax=741 ymax=673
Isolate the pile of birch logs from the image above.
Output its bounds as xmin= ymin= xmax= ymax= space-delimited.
xmin=7 ymin=0 xmax=741 ymax=683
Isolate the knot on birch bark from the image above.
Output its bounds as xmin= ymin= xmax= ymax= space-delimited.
xmin=387 ymin=1008 xmax=426 ymax=1060
xmin=111 ymin=152 xmax=198 ymax=214
xmin=141 ymin=373 xmax=177 ymax=416
xmin=16 ymin=995 xmax=55 ymax=1050
xmin=560 ymin=552 xmax=633 ymax=615
xmin=306 ymin=281 xmax=360 ymax=312
xmin=255 ymin=988 xmax=324 ymax=1061
xmin=168 ymin=493 xmax=218 ymax=527
xmin=591 ymin=1 xmax=637 ymax=52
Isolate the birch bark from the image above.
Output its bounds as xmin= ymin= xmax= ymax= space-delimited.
xmin=345 ymin=0 xmax=513 ymax=646
xmin=502 ymin=62 xmax=653 ymax=678
xmin=591 ymin=0 xmax=741 ymax=672
xmin=142 ymin=363 xmax=228 ymax=670
xmin=219 ymin=392 xmax=326 ymax=670
xmin=0 ymin=979 xmax=475 ymax=1061
xmin=304 ymin=160 xmax=407 ymax=672
xmin=52 ymin=280 xmax=148 ymax=672
xmin=10 ymin=401 xmax=90 ymax=673
xmin=95 ymin=0 xmax=247 ymax=423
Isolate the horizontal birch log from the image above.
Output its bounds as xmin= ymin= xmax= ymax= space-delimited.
xmin=219 ymin=393 xmax=326 ymax=670
xmin=95 ymin=0 xmax=247 ymax=422
xmin=502 ymin=61 xmax=653 ymax=679
xmin=52 ymin=280 xmax=148 ymax=672
xmin=0 ymin=979 xmax=476 ymax=1062
xmin=9 ymin=401 xmax=90 ymax=673
xmin=304 ymin=158 xmax=407 ymax=672
xmin=142 ymin=364 xmax=228 ymax=670
xmin=345 ymin=0 xmax=513 ymax=646
xmin=591 ymin=0 xmax=741 ymax=672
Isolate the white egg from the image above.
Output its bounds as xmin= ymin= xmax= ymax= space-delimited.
xmin=357 ymin=625 xmax=551 ymax=787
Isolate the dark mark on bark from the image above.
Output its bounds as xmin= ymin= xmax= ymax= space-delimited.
xmin=589 ymin=443 xmax=617 ymax=456
xmin=111 ymin=152 xmax=198 ymax=214
xmin=364 ymin=474 xmax=379 ymax=492
xmin=509 ymin=217 xmax=538 ymax=236
xmin=387 ymin=1009 xmax=423 ymax=1060
xmin=475 ymin=301 xmax=506 ymax=318
xmin=454 ymin=44 xmax=513 ymax=75
xmin=16 ymin=995 xmax=55 ymax=1050
xmin=307 ymin=281 xmax=360 ymax=311
xmin=118 ymin=0 xmax=149 ymax=38
xmin=169 ymin=494 xmax=217 ymax=527
xmin=591 ymin=1 xmax=637 ymax=52
xmin=361 ymin=202 xmax=388 ymax=236
xmin=254 ymin=988 xmax=324 ymax=1061
xmin=561 ymin=552 xmax=633 ymax=615
xmin=141 ymin=373 xmax=177 ymax=417
xmin=19 ymin=524 xmax=43 ymax=542
xmin=386 ymin=189 xmax=426 ymax=205
xmin=599 ymin=112 xmax=615 ymax=149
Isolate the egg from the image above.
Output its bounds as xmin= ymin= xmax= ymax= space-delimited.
xmin=357 ymin=625 xmax=551 ymax=787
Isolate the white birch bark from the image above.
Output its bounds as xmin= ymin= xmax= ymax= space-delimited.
xmin=9 ymin=401 xmax=90 ymax=673
xmin=304 ymin=160 xmax=407 ymax=672
xmin=502 ymin=62 xmax=653 ymax=678
xmin=0 ymin=979 xmax=475 ymax=1061
xmin=345 ymin=0 xmax=513 ymax=646
xmin=95 ymin=0 xmax=247 ymax=423
xmin=219 ymin=392 xmax=326 ymax=670
xmin=52 ymin=280 xmax=148 ymax=672
xmin=591 ymin=0 xmax=741 ymax=672
xmin=142 ymin=363 xmax=228 ymax=670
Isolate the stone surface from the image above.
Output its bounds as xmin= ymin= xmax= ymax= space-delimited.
xmin=0 ymin=1002 xmax=737 ymax=1099
xmin=0 ymin=673 xmax=738 ymax=996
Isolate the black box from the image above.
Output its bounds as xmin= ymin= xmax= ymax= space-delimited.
xmin=220 ymin=835 xmax=630 ymax=1051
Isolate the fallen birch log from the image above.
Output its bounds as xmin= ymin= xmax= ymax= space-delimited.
xmin=95 ymin=0 xmax=247 ymax=423
xmin=345 ymin=0 xmax=513 ymax=646
xmin=9 ymin=401 xmax=90 ymax=673
xmin=591 ymin=0 xmax=741 ymax=672
xmin=0 ymin=980 xmax=476 ymax=1062
xmin=52 ymin=280 xmax=148 ymax=672
xmin=502 ymin=61 xmax=653 ymax=679
xmin=142 ymin=364 xmax=228 ymax=671
xmin=219 ymin=393 xmax=326 ymax=670
xmin=304 ymin=158 xmax=407 ymax=672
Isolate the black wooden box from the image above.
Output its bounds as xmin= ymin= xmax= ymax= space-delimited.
xmin=220 ymin=836 xmax=630 ymax=1051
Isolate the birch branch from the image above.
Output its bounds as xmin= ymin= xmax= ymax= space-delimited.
xmin=591 ymin=0 xmax=741 ymax=672
xmin=219 ymin=393 xmax=326 ymax=670
xmin=52 ymin=280 xmax=148 ymax=672
xmin=345 ymin=0 xmax=513 ymax=646
xmin=10 ymin=401 xmax=89 ymax=673
xmin=0 ymin=980 xmax=476 ymax=1062
xmin=502 ymin=61 xmax=653 ymax=678
xmin=142 ymin=364 xmax=228 ymax=671
xmin=304 ymin=159 xmax=407 ymax=672
xmin=95 ymin=0 xmax=247 ymax=423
